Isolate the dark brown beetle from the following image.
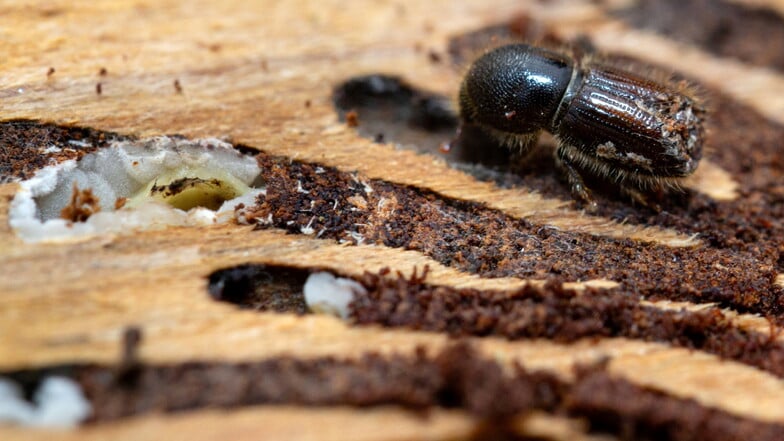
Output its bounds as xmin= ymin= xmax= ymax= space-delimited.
xmin=458 ymin=43 xmax=705 ymax=209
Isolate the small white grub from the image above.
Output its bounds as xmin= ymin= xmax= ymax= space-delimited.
xmin=0 ymin=376 xmax=92 ymax=428
xmin=303 ymin=272 xmax=367 ymax=319
xmin=9 ymin=136 xmax=264 ymax=242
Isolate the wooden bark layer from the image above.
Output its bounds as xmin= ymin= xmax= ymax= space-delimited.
xmin=2 ymin=0 xmax=784 ymax=439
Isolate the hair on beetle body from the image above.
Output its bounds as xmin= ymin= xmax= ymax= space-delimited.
xmin=458 ymin=43 xmax=706 ymax=210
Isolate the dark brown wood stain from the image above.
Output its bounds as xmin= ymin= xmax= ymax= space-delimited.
xmin=611 ymin=0 xmax=784 ymax=72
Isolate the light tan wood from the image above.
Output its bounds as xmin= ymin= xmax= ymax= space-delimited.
xmin=0 ymin=0 xmax=713 ymax=247
xmin=0 ymin=407 xmax=619 ymax=441
xmin=2 ymin=0 xmax=783 ymax=439
xmin=0 ymin=407 xmax=479 ymax=441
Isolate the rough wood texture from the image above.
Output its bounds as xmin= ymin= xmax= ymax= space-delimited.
xmin=3 ymin=0 xmax=784 ymax=439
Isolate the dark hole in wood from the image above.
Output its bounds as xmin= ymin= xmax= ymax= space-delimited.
xmin=331 ymin=74 xmax=514 ymax=169
xmin=207 ymin=264 xmax=310 ymax=314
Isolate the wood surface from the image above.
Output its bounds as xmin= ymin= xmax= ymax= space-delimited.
xmin=2 ymin=0 xmax=784 ymax=439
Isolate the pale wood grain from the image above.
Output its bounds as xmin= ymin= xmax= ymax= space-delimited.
xmin=1 ymin=0 xmax=782 ymax=439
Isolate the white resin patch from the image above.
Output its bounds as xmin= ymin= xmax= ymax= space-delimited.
xmin=9 ymin=136 xmax=263 ymax=242
xmin=0 ymin=376 xmax=92 ymax=428
xmin=303 ymin=272 xmax=367 ymax=319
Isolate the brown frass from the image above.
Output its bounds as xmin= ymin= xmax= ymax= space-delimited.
xmin=248 ymin=152 xmax=782 ymax=320
xmin=568 ymin=365 xmax=784 ymax=441
xmin=3 ymin=343 xmax=783 ymax=441
xmin=60 ymin=184 xmax=102 ymax=222
xmin=207 ymin=264 xmax=784 ymax=380
xmin=350 ymin=268 xmax=784 ymax=379
xmin=5 ymin=344 xmax=562 ymax=422
xmin=0 ymin=120 xmax=124 ymax=183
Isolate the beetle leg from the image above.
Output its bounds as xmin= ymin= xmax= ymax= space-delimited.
xmin=555 ymin=144 xmax=598 ymax=212
xmin=619 ymin=185 xmax=663 ymax=212
xmin=439 ymin=123 xmax=463 ymax=153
